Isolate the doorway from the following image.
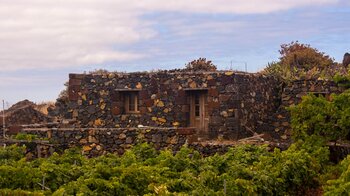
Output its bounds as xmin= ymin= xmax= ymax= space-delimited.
xmin=189 ymin=91 xmax=209 ymax=139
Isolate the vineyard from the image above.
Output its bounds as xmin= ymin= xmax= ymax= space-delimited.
xmin=0 ymin=139 xmax=349 ymax=195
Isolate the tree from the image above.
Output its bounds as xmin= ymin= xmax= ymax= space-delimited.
xmin=262 ymin=41 xmax=337 ymax=81
xmin=279 ymin=41 xmax=334 ymax=71
xmin=185 ymin=58 xmax=217 ymax=72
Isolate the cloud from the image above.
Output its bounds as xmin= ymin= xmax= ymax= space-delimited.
xmin=0 ymin=0 xmax=154 ymax=71
xmin=0 ymin=0 xmax=339 ymax=71
xmin=138 ymin=0 xmax=338 ymax=14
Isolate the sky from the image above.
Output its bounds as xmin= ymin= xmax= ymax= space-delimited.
xmin=0 ymin=0 xmax=350 ymax=106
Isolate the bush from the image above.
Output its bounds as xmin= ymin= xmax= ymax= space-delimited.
xmin=0 ymin=144 xmax=25 ymax=163
xmin=324 ymin=155 xmax=350 ymax=195
xmin=185 ymin=58 xmax=217 ymax=72
xmin=263 ymin=41 xmax=339 ymax=82
xmin=279 ymin=41 xmax=334 ymax=70
xmin=289 ymin=91 xmax=350 ymax=142
xmin=15 ymin=133 xmax=38 ymax=141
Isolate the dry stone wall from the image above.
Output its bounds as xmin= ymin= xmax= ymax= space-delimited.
xmin=51 ymin=71 xmax=281 ymax=140
xmin=270 ymin=80 xmax=346 ymax=140
xmin=13 ymin=127 xmax=194 ymax=157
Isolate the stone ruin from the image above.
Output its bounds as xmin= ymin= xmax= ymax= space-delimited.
xmin=0 ymin=69 xmax=346 ymax=157
xmin=0 ymin=100 xmax=52 ymax=132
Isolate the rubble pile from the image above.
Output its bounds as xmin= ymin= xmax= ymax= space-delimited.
xmin=0 ymin=99 xmax=52 ymax=127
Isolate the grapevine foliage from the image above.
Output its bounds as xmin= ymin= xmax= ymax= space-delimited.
xmin=0 ymin=142 xmax=332 ymax=195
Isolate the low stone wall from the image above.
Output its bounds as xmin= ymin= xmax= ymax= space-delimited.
xmin=19 ymin=127 xmax=194 ymax=156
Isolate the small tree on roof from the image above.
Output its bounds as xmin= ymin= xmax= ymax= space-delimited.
xmin=185 ymin=58 xmax=217 ymax=72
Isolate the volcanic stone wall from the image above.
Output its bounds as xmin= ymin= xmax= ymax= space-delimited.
xmin=18 ymin=127 xmax=194 ymax=157
xmin=52 ymin=71 xmax=281 ymax=140
xmin=270 ymin=80 xmax=346 ymax=140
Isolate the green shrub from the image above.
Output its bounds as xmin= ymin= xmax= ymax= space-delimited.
xmin=14 ymin=133 xmax=38 ymax=141
xmin=289 ymin=91 xmax=350 ymax=142
xmin=0 ymin=144 xmax=25 ymax=163
xmin=324 ymin=155 xmax=350 ymax=195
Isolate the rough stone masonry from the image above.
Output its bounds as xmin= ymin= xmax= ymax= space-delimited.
xmin=50 ymin=70 xmax=345 ymax=142
xmin=2 ymin=69 xmax=346 ymax=158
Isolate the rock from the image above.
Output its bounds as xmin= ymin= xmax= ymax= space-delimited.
xmin=225 ymin=71 xmax=234 ymax=76
xmin=189 ymin=81 xmax=197 ymax=88
xmin=88 ymin=136 xmax=98 ymax=143
xmin=100 ymin=103 xmax=106 ymax=110
xmin=119 ymin=133 xmax=126 ymax=139
xmin=87 ymin=105 xmax=96 ymax=114
xmin=157 ymin=118 xmax=166 ymax=123
xmin=152 ymin=134 xmax=162 ymax=143
xmin=81 ymin=94 xmax=87 ymax=101
xmin=167 ymin=136 xmax=177 ymax=144
xmin=83 ymin=145 xmax=92 ymax=151
xmin=94 ymin=119 xmax=103 ymax=126
xmin=157 ymin=100 xmax=165 ymax=107
xmin=136 ymin=82 xmax=142 ymax=89
xmin=172 ymin=122 xmax=180 ymax=127
xmin=220 ymin=111 xmax=228 ymax=117
xmin=125 ymin=137 xmax=133 ymax=144
xmin=79 ymin=139 xmax=87 ymax=144
xmin=96 ymin=145 xmax=102 ymax=151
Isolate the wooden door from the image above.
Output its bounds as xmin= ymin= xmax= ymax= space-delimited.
xmin=190 ymin=92 xmax=209 ymax=138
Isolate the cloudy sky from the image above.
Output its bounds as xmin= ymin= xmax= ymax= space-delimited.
xmin=1 ymin=0 xmax=350 ymax=105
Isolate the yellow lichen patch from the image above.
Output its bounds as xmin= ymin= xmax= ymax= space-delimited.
xmin=172 ymin=122 xmax=180 ymax=127
xmin=136 ymin=82 xmax=142 ymax=89
xmin=157 ymin=101 xmax=165 ymax=107
xmin=99 ymin=90 xmax=108 ymax=96
xmin=163 ymin=108 xmax=169 ymax=113
xmin=81 ymin=94 xmax=87 ymax=101
xmin=152 ymin=117 xmax=158 ymax=121
xmin=189 ymin=81 xmax=197 ymax=88
xmin=108 ymin=73 xmax=115 ymax=78
xmin=83 ymin=145 xmax=92 ymax=151
xmin=100 ymin=103 xmax=106 ymax=110
xmin=225 ymin=71 xmax=234 ymax=76
xmin=94 ymin=119 xmax=103 ymax=126
xmin=157 ymin=118 xmax=167 ymax=123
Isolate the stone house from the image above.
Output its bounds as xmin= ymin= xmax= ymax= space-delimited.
xmin=51 ymin=70 xmax=345 ymax=142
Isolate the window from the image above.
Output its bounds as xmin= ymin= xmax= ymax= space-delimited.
xmin=195 ymin=94 xmax=200 ymax=117
xmin=125 ymin=92 xmax=139 ymax=113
